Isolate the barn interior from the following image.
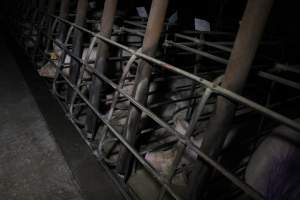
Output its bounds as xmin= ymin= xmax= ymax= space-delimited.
xmin=0 ymin=0 xmax=300 ymax=200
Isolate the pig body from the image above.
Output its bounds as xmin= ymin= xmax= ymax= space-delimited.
xmin=246 ymin=122 xmax=300 ymax=200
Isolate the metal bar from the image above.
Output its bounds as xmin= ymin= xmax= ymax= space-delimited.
xmin=69 ymin=36 xmax=98 ymax=115
xmin=98 ymin=49 xmax=141 ymax=162
xmin=52 ymin=65 xmax=182 ymax=200
xmin=43 ymin=26 xmax=281 ymax=200
xmin=258 ymin=71 xmax=300 ymax=90
xmin=120 ymin=27 xmax=145 ymax=37
xmin=275 ymin=63 xmax=300 ymax=74
xmin=116 ymin=0 xmax=169 ymax=179
xmin=188 ymin=0 xmax=274 ymax=199
xmin=85 ymin=0 xmax=119 ymax=139
xmin=175 ymin=33 xmax=232 ymax=52
xmin=66 ymin=0 xmax=88 ymax=103
xmin=57 ymin=0 xmax=70 ymax=42
xmin=46 ymin=39 xmax=264 ymax=199
xmin=44 ymin=0 xmax=58 ymax=52
xmin=123 ymin=20 xmax=147 ymax=29
xmin=61 ymin=57 xmax=265 ymax=200
xmin=186 ymin=33 xmax=205 ymax=120
xmin=48 ymin=15 xmax=300 ymax=134
xmin=158 ymin=86 xmax=215 ymax=200
xmin=11 ymin=7 xmax=300 ymax=200
xmin=32 ymin=0 xmax=48 ymax=62
xmin=165 ymin=40 xmax=229 ymax=65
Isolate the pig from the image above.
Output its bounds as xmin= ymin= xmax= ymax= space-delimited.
xmin=246 ymin=120 xmax=300 ymax=200
xmin=38 ymin=40 xmax=98 ymax=78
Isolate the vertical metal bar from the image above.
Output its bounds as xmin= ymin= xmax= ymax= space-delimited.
xmin=158 ymin=87 xmax=215 ymax=200
xmin=58 ymin=0 xmax=70 ymax=42
xmin=69 ymin=36 xmax=98 ymax=114
xmin=188 ymin=0 xmax=274 ymax=199
xmin=186 ymin=33 xmax=205 ymax=120
xmin=66 ymin=0 xmax=89 ymax=103
xmin=32 ymin=0 xmax=47 ymax=60
xmin=116 ymin=0 xmax=169 ymax=179
xmin=44 ymin=0 xmax=58 ymax=50
xmin=85 ymin=0 xmax=119 ymax=139
xmin=52 ymin=26 xmax=74 ymax=96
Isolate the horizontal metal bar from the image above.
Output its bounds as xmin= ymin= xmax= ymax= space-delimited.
xmin=48 ymin=33 xmax=264 ymax=199
xmin=51 ymin=63 xmax=182 ymax=200
xmin=119 ymin=27 xmax=145 ymax=37
xmin=275 ymin=63 xmax=300 ymax=74
xmin=48 ymin=14 xmax=300 ymax=134
xmin=175 ymin=33 xmax=232 ymax=52
xmin=165 ymin=40 xmax=229 ymax=64
xmin=259 ymin=71 xmax=300 ymax=90
xmin=123 ymin=20 xmax=147 ymax=29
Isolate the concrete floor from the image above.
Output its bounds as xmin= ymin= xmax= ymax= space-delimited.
xmin=0 ymin=38 xmax=84 ymax=199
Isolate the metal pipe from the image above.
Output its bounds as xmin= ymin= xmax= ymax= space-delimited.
xmin=16 ymin=9 xmax=300 ymax=198
xmin=45 ymin=0 xmax=58 ymax=50
xmin=58 ymin=0 xmax=70 ymax=42
xmin=175 ymin=33 xmax=232 ymax=52
xmin=116 ymin=0 xmax=169 ymax=179
xmin=275 ymin=64 xmax=300 ymax=74
xmin=50 ymin=14 xmax=300 ymax=133
xmin=84 ymin=0 xmax=119 ymax=139
xmin=66 ymin=0 xmax=88 ymax=103
xmin=165 ymin=40 xmax=229 ymax=65
xmin=188 ymin=0 xmax=274 ymax=199
xmin=258 ymin=71 xmax=300 ymax=90
xmin=45 ymin=29 xmax=291 ymax=199
xmin=48 ymin=51 xmax=265 ymax=199
xmin=32 ymin=0 xmax=48 ymax=62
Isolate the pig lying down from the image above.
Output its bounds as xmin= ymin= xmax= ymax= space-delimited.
xmin=246 ymin=120 xmax=300 ymax=200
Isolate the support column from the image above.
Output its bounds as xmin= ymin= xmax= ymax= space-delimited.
xmin=116 ymin=0 xmax=169 ymax=179
xmin=66 ymin=0 xmax=88 ymax=103
xmin=45 ymin=0 xmax=58 ymax=47
xmin=188 ymin=0 xmax=274 ymax=199
xmin=58 ymin=0 xmax=70 ymax=42
xmin=85 ymin=0 xmax=119 ymax=139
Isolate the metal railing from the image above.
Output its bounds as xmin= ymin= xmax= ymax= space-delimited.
xmin=8 ymin=2 xmax=300 ymax=200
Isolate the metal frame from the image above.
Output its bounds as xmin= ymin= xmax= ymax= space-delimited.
xmin=7 ymin=1 xmax=300 ymax=200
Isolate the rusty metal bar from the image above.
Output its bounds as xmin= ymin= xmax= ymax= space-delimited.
xmin=85 ymin=0 xmax=119 ymax=139
xmin=116 ymin=0 xmax=169 ymax=179
xmin=66 ymin=0 xmax=89 ymax=103
xmin=188 ymin=0 xmax=274 ymax=199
